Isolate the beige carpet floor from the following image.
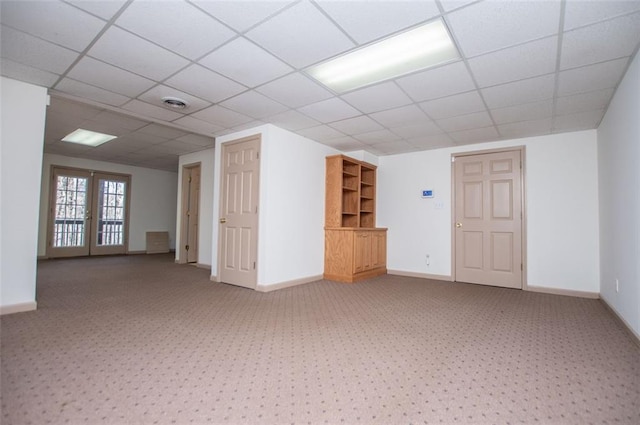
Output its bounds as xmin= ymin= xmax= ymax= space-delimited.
xmin=1 ymin=254 xmax=638 ymax=425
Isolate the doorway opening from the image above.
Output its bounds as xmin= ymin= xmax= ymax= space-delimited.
xmin=179 ymin=163 xmax=201 ymax=264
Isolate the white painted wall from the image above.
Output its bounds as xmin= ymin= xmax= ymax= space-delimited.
xmin=378 ymin=130 xmax=600 ymax=294
xmin=176 ymin=148 xmax=214 ymax=266
xmin=38 ymin=154 xmax=178 ymax=255
xmin=213 ymin=124 xmax=339 ymax=287
xmin=1 ymin=77 xmax=48 ymax=312
xmin=597 ymin=53 xmax=640 ymax=337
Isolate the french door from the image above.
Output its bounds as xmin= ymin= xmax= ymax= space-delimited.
xmin=47 ymin=166 xmax=131 ymax=258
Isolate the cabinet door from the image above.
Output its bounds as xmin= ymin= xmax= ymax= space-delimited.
xmin=371 ymin=232 xmax=387 ymax=268
xmin=353 ymin=232 xmax=372 ymax=273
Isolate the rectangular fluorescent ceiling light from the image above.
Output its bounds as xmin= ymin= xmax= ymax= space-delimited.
xmin=61 ymin=129 xmax=117 ymax=147
xmin=307 ymin=19 xmax=459 ymax=93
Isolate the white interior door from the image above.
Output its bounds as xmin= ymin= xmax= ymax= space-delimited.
xmin=180 ymin=164 xmax=201 ymax=263
xmin=219 ymin=136 xmax=260 ymax=289
xmin=454 ymin=150 xmax=523 ymax=289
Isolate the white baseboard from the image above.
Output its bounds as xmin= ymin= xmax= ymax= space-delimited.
xmin=526 ymin=285 xmax=599 ymax=299
xmin=37 ymin=255 xmax=48 ymax=260
xmin=195 ymin=263 xmax=211 ymax=270
xmin=387 ymin=269 xmax=453 ymax=282
xmin=256 ymin=275 xmax=323 ymax=292
xmin=210 ymin=275 xmax=218 ymax=283
xmin=1 ymin=301 xmax=37 ymax=315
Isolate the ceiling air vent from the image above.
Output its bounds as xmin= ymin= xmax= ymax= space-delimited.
xmin=161 ymin=96 xmax=188 ymax=109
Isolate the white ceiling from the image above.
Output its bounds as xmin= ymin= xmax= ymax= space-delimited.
xmin=2 ymin=0 xmax=639 ymax=172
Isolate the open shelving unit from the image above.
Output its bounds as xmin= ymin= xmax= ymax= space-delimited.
xmin=324 ymin=155 xmax=387 ymax=283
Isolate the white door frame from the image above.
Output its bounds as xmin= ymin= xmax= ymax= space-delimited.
xmin=450 ymin=146 xmax=527 ymax=289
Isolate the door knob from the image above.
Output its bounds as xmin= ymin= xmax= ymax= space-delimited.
xmin=455 ymin=222 xmax=462 ymax=228
xmin=219 ymin=218 xmax=227 ymax=224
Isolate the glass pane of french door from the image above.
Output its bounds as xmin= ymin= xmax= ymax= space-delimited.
xmin=48 ymin=168 xmax=92 ymax=257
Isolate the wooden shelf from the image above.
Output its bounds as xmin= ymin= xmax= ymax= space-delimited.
xmin=325 ymin=155 xmax=386 ymax=282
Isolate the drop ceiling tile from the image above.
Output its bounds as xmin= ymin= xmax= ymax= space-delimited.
xmin=256 ymin=72 xmax=333 ymax=108
xmin=341 ymin=82 xmax=413 ymax=114
xmin=137 ymin=124 xmax=188 ymax=140
xmin=138 ymin=85 xmax=211 ymax=114
xmin=481 ymin=74 xmax=556 ymax=109
xmin=122 ymin=99 xmax=184 ymax=122
xmin=555 ymin=89 xmax=615 ymax=116
xmin=115 ymin=1 xmax=235 ymax=59
xmin=65 ymin=0 xmax=128 ymax=20
xmin=553 ymin=109 xmax=605 ymax=132
xmin=407 ymin=134 xmax=455 ymax=149
xmin=498 ymin=118 xmax=553 ymax=140
xmin=200 ymin=37 xmax=292 ymax=88
xmin=88 ymin=26 xmax=189 ymax=81
xmin=92 ymin=110 xmax=149 ymax=131
xmin=436 ymin=111 xmax=493 ymax=132
xmin=468 ymin=36 xmax=558 ymax=87
xmin=48 ymin=97 xmax=103 ymax=120
xmin=355 ymin=129 xmax=401 ymax=145
xmin=560 ymin=13 xmax=640 ymax=70
xmin=55 ymin=78 xmax=130 ymax=107
xmin=191 ymin=0 xmax=294 ymax=32
xmin=298 ymin=97 xmax=361 ymax=123
xmin=396 ymin=61 xmax=475 ymax=102
xmin=449 ymin=126 xmax=499 ymax=144
xmin=176 ymin=134 xmax=215 ymax=147
xmin=0 ymin=59 xmax=59 ymax=87
xmin=369 ymin=140 xmax=415 ymax=154
xmin=164 ymin=65 xmax=247 ymax=104
xmin=76 ymin=120 xmax=131 ymax=137
xmin=1 ymin=25 xmax=78 ymax=74
xmin=297 ymin=125 xmax=345 ymax=141
xmin=447 ymin=0 xmax=560 ymax=57
xmin=557 ymin=58 xmax=629 ymax=96
xmin=1 ymin=1 xmax=106 ymax=52
xmin=191 ymin=105 xmax=254 ymax=128
xmin=390 ymin=121 xmax=443 ymax=139
xmin=66 ymin=57 xmax=156 ymax=97
xmin=321 ymin=137 xmax=367 ymax=152
xmin=246 ymin=0 xmax=355 ymax=68
xmin=172 ymin=116 xmax=225 ymax=135
xmin=439 ymin=0 xmax=479 ymax=13
xmin=369 ymin=105 xmax=430 ymax=128
xmin=267 ymin=110 xmax=320 ymax=131
xmin=149 ymin=141 xmax=202 ymax=156
xmin=328 ymin=116 xmax=383 ymax=135
xmin=491 ymin=100 xmax=553 ymax=125
xmin=230 ymin=120 xmax=266 ymax=132
xmin=419 ymin=91 xmax=486 ymax=120
xmin=564 ymin=0 xmax=640 ymax=30
xmin=316 ymin=0 xmax=440 ymax=44
xmin=220 ymin=91 xmax=288 ymax=119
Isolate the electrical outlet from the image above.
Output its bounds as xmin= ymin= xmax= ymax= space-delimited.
xmin=616 ymin=278 xmax=619 ymax=293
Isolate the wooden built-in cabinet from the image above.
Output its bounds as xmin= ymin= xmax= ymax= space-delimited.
xmin=324 ymin=155 xmax=387 ymax=283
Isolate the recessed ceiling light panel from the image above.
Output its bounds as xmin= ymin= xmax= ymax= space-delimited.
xmin=306 ymin=19 xmax=460 ymax=93
xmin=61 ymin=129 xmax=117 ymax=147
